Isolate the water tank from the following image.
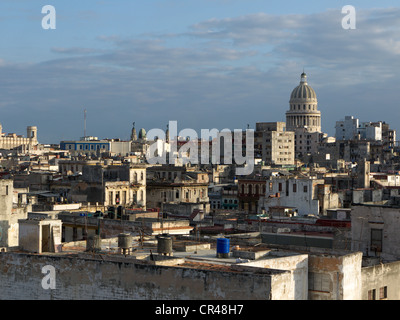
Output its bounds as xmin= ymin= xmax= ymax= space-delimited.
xmin=157 ymin=234 xmax=173 ymax=256
xmin=216 ymin=238 xmax=230 ymax=258
xmin=118 ymin=233 xmax=132 ymax=249
xmin=86 ymin=234 xmax=101 ymax=252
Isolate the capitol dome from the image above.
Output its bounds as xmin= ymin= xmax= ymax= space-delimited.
xmin=289 ymin=72 xmax=317 ymax=102
xmin=286 ymin=72 xmax=321 ymax=133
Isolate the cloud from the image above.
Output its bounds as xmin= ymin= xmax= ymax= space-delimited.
xmin=1 ymin=7 xmax=400 ymax=142
xmin=51 ymin=47 xmax=101 ymax=55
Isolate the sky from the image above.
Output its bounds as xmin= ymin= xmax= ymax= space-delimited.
xmin=0 ymin=0 xmax=399 ymax=143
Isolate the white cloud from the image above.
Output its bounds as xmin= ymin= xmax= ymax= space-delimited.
xmin=1 ymin=7 xmax=400 ymax=142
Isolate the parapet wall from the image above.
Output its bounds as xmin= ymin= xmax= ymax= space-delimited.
xmin=0 ymin=252 xmax=287 ymax=300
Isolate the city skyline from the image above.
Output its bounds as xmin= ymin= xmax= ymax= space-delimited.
xmin=0 ymin=1 xmax=399 ymax=143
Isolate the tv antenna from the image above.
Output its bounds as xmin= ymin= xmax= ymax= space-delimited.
xmin=84 ymin=109 xmax=87 ymax=138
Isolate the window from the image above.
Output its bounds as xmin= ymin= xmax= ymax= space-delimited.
xmin=308 ymin=273 xmax=331 ymax=292
xmin=109 ymin=192 xmax=113 ymax=204
xmin=293 ymin=184 xmax=297 ymax=193
xmin=278 ymin=183 xmax=282 ymax=192
xmin=371 ymin=229 xmax=383 ymax=252
xmin=368 ymin=289 xmax=376 ymax=300
xmin=303 ymin=185 xmax=308 ymax=193
xmin=379 ymin=286 xmax=387 ymax=300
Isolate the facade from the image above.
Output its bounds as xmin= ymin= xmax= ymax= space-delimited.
xmin=81 ymin=163 xmax=147 ymax=208
xmin=382 ymin=122 xmax=396 ymax=149
xmin=18 ymin=218 xmax=62 ymax=254
xmin=351 ymin=204 xmax=400 ymax=261
xmin=60 ymin=137 xmax=110 ymax=156
xmin=358 ymin=121 xmax=382 ymax=141
xmin=209 ymin=184 xmax=238 ymax=211
xmin=238 ymin=177 xmax=267 ymax=214
xmin=0 ymin=180 xmax=31 ymax=248
xmin=258 ymin=177 xmax=340 ymax=216
xmin=335 ymin=116 xmax=359 ymax=141
xmin=254 ymin=122 xmax=295 ymax=165
xmin=335 ymin=116 xmax=396 ymax=147
xmin=362 ymin=260 xmax=400 ymax=300
xmin=146 ymin=165 xmax=210 ymax=214
xmin=0 ymin=125 xmax=38 ymax=150
xmin=286 ymin=73 xmax=322 ymax=158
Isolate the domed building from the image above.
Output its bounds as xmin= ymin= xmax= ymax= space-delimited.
xmin=285 ymin=73 xmax=324 ymax=158
xmin=286 ymin=72 xmax=321 ymax=133
xmin=138 ymin=128 xmax=147 ymax=141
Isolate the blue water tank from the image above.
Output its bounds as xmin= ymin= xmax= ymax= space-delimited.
xmin=216 ymin=238 xmax=230 ymax=258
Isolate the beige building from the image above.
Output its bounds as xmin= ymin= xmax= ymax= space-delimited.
xmin=146 ymin=165 xmax=210 ymax=213
xmin=0 ymin=180 xmax=31 ymax=248
xmin=255 ymin=122 xmax=295 ymax=165
xmin=0 ymin=124 xmax=38 ymax=150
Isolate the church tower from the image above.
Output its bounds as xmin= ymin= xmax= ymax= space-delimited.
xmin=130 ymin=122 xmax=137 ymax=141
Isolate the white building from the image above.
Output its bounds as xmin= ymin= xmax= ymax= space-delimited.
xmin=258 ymin=177 xmax=339 ymax=216
xmin=335 ymin=116 xmax=383 ymax=142
xmin=358 ymin=121 xmax=382 ymax=141
xmin=335 ymin=116 xmax=359 ymax=140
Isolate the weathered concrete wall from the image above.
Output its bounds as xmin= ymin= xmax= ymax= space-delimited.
xmin=242 ymin=254 xmax=308 ymax=300
xmin=361 ymin=260 xmax=400 ymax=300
xmin=341 ymin=252 xmax=363 ymax=300
xmin=0 ymin=252 xmax=286 ymax=300
xmin=0 ymin=180 xmax=29 ymax=247
xmin=351 ymin=205 xmax=400 ymax=261
xmin=19 ymin=220 xmax=63 ymax=253
xmin=308 ymin=252 xmax=362 ymax=300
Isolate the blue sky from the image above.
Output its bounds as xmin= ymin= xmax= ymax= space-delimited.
xmin=0 ymin=0 xmax=400 ymax=143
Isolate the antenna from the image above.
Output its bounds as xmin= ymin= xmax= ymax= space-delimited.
xmin=84 ymin=109 xmax=87 ymax=138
